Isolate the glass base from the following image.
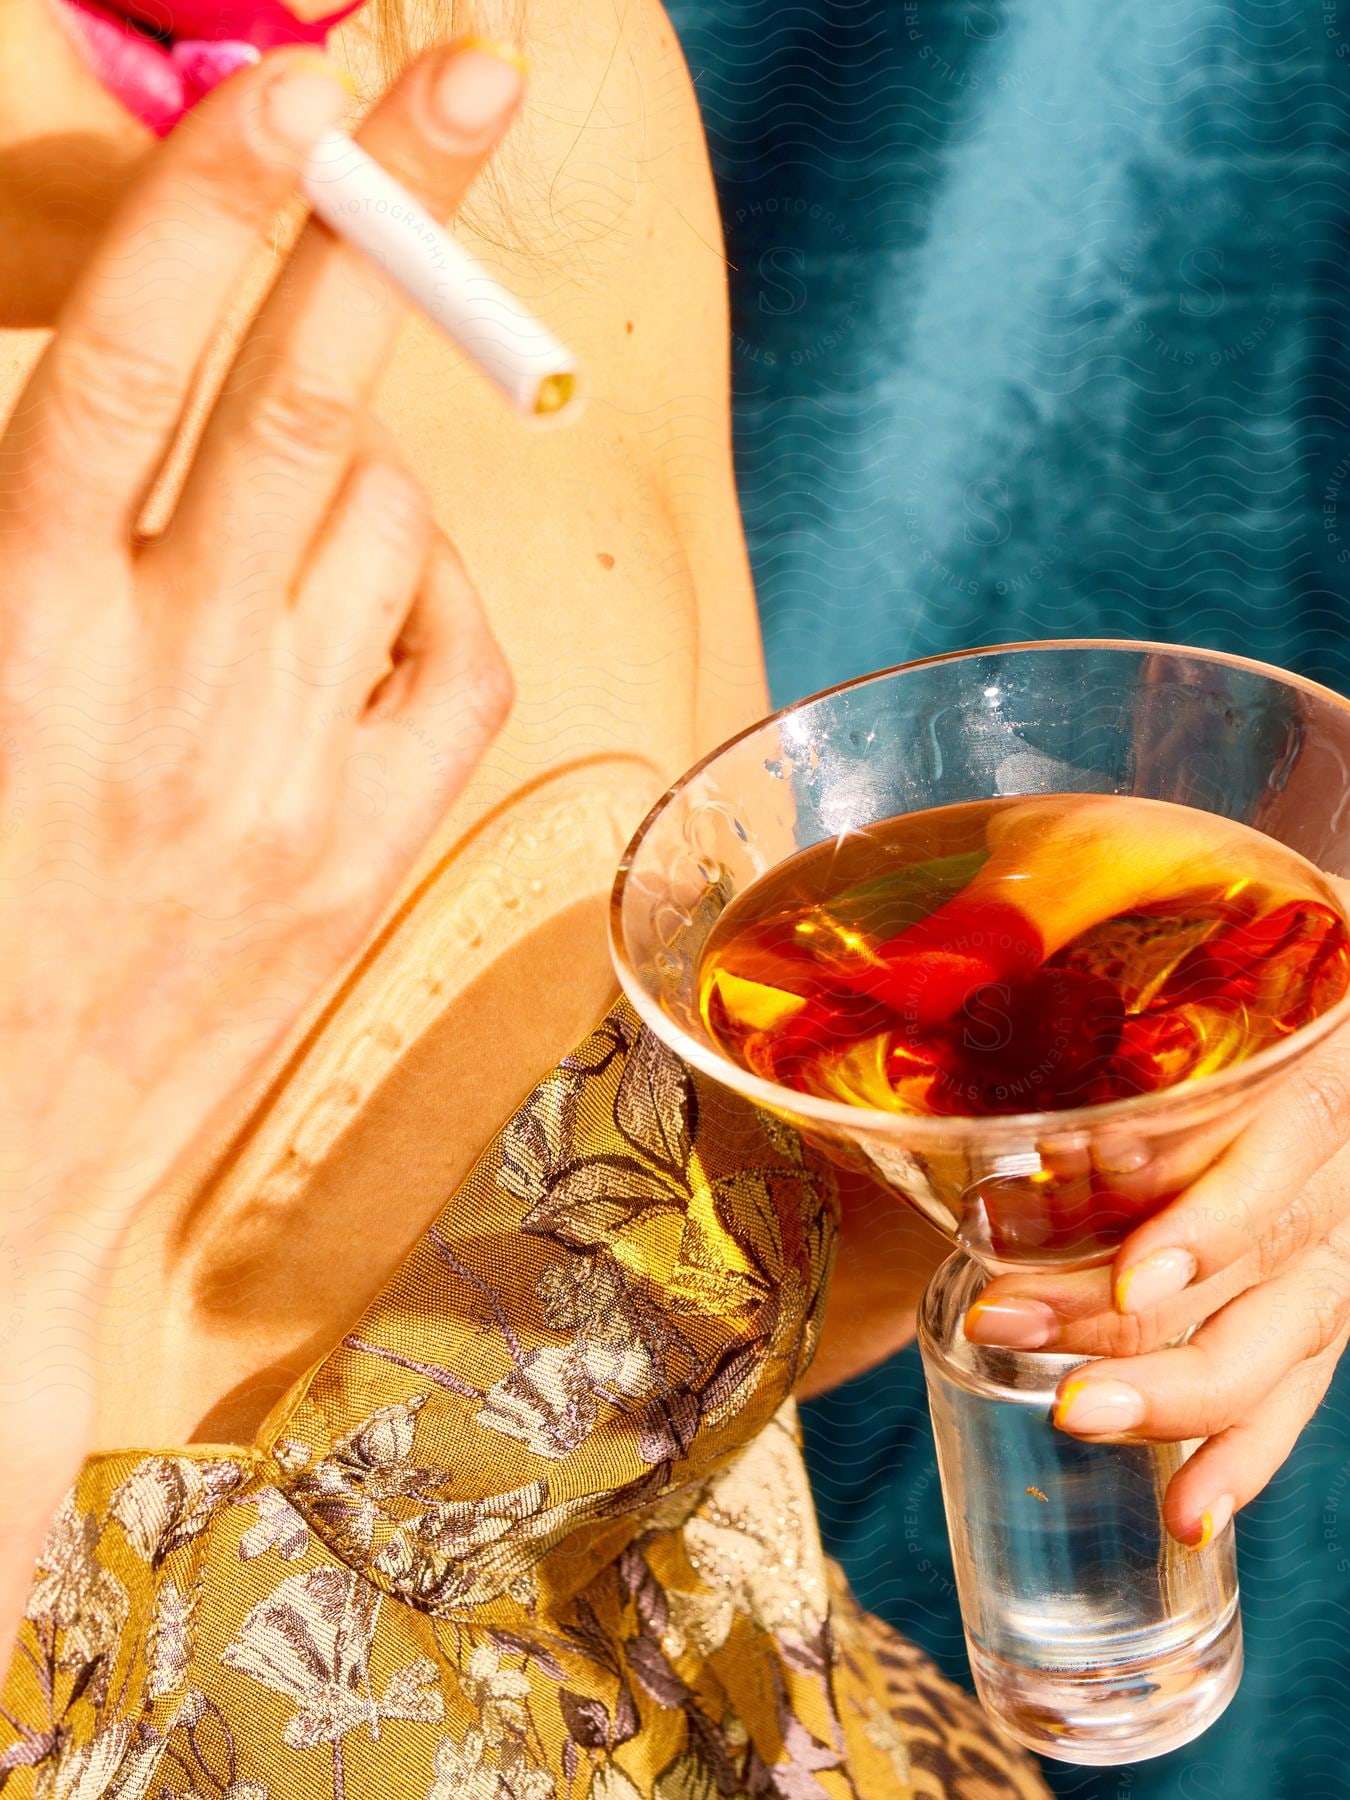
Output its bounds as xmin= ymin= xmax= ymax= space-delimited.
xmin=918 ymin=1252 xmax=1244 ymax=1766
xmin=970 ymin=1593 xmax=1243 ymax=1765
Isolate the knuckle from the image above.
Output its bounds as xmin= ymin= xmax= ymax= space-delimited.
xmin=1304 ymin=1285 xmax=1346 ymax=1360
xmin=244 ymin=370 xmax=360 ymax=476
xmin=425 ymin=651 xmax=513 ymax=751
xmin=1325 ymin=1223 xmax=1350 ymax=1280
xmin=121 ymin=752 xmax=208 ymax=837
xmin=94 ymin=692 xmax=214 ymax=837
xmin=1076 ymin=1310 xmax=1153 ymax=1360
xmin=1294 ymin=1059 xmax=1350 ymax=1152
xmin=355 ymin=462 xmax=432 ymax=555
xmin=174 ymin=141 xmax=289 ymax=235
xmin=46 ymin=327 xmax=184 ymax=445
xmin=1194 ymin=1184 xmax=1260 ymax=1245
xmin=1298 ymin=1251 xmax=1350 ymax=1358
xmin=466 ymin=650 xmax=514 ymax=731
xmin=1188 ymin=1362 xmax=1240 ymax=1439
xmin=1286 ymin=1357 xmax=1336 ymax=1430
xmin=233 ymin=807 xmax=327 ymax=880
xmin=1257 ymin=1189 xmax=1321 ymax=1277
xmin=228 ymin=776 xmax=335 ymax=874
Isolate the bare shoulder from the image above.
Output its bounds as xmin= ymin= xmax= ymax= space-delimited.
xmin=362 ymin=0 xmax=765 ymax=762
xmin=354 ymin=0 xmax=727 ymax=427
xmin=487 ymin=0 xmax=732 ymax=462
xmin=502 ymin=0 xmax=766 ymax=742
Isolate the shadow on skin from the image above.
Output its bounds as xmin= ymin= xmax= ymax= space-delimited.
xmin=0 ymin=133 xmax=146 ymax=328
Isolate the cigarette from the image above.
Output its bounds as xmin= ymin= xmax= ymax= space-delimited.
xmin=301 ymin=128 xmax=584 ymax=426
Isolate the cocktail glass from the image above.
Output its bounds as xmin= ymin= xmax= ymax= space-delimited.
xmin=609 ymin=641 xmax=1350 ymax=1764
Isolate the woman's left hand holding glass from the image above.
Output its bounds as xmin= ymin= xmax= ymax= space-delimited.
xmin=967 ymin=1021 xmax=1350 ymax=1547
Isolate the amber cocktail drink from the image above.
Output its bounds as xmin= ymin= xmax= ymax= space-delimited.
xmin=610 ymin=643 xmax=1350 ymax=1763
xmin=699 ymin=793 xmax=1350 ymax=1262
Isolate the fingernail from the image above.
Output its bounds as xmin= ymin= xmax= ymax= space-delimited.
xmin=1054 ymin=1377 xmax=1146 ymax=1436
xmin=428 ymin=41 xmax=526 ymax=145
xmin=257 ymin=54 xmax=354 ymax=161
xmin=460 ymin=36 xmax=531 ymax=75
xmin=965 ymin=1298 xmax=1057 ymax=1350
xmin=1188 ymin=1493 xmax=1236 ymax=1551
xmin=1094 ymin=1137 xmax=1151 ymax=1175
xmin=1115 ymin=1247 xmax=1198 ymax=1316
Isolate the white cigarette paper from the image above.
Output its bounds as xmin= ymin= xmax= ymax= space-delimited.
xmin=302 ymin=128 xmax=583 ymax=426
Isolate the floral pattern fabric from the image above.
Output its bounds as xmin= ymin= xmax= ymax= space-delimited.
xmin=2 ymin=1004 xmax=1048 ymax=1799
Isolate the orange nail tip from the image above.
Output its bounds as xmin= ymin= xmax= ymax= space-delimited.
xmin=1053 ymin=1379 xmax=1087 ymax=1431
xmin=1187 ymin=1492 xmax=1235 ymax=1551
xmin=286 ymin=50 xmax=358 ymax=94
xmin=964 ymin=1296 xmax=1055 ymax=1349
xmin=459 ymin=36 xmax=530 ymax=75
xmin=1114 ymin=1246 xmax=1198 ymax=1316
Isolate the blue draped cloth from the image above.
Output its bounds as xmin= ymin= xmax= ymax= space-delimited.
xmin=664 ymin=2 xmax=1350 ymax=1793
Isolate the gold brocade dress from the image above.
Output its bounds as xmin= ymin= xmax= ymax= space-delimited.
xmin=2 ymin=1005 xmax=1048 ymax=1800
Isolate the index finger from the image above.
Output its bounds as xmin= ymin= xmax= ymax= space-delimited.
xmin=161 ymin=40 xmax=525 ymax=593
xmin=2 ymin=51 xmax=353 ymax=544
xmin=966 ymin=1257 xmax=1254 ymax=1358
xmin=1110 ymin=1025 xmax=1350 ymax=1317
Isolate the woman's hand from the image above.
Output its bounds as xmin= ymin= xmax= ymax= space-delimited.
xmin=966 ymin=1018 xmax=1350 ymax=1547
xmin=0 ymin=40 xmax=521 ymax=1664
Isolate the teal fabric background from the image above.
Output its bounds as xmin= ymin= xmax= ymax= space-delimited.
xmin=663 ymin=2 xmax=1350 ymax=1794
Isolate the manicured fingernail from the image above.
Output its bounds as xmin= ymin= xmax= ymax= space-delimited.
xmin=1094 ymin=1136 xmax=1151 ymax=1175
xmin=1188 ymin=1493 xmax=1235 ymax=1550
xmin=460 ymin=36 xmax=531 ymax=75
xmin=965 ymin=1298 xmax=1057 ymax=1350
xmin=1115 ymin=1247 xmax=1198 ymax=1316
xmin=1054 ymin=1377 xmax=1145 ymax=1436
xmin=258 ymin=54 xmax=354 ymax=160
xmin=428 ymin=41 xmax=525 ymax=145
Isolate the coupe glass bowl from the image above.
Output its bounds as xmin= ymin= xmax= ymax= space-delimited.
xmin=609 ymin=641 xmax=1350 ymax=1272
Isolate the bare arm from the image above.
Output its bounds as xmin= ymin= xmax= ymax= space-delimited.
xmin=629 ymin=2 xmax=769 ymax=751
xmin=0 ymin=44 xmax=516 ymax=1675
xmin=795 ymin=1169 xmax=951 ymax=1399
